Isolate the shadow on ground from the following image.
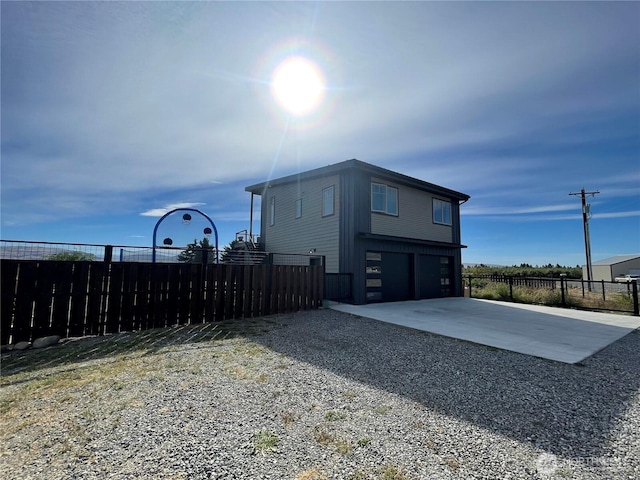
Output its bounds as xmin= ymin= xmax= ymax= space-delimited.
xmin=0 ymin=317 xmax=283 ymax=380
xmin=252 ymin=309 xmax=640 ymax=462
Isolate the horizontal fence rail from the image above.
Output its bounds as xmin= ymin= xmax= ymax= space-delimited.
xmin=1 ymin=259 xmax=324 ymax=345
xmin=464 ymin=275 xmax=639 ymax=316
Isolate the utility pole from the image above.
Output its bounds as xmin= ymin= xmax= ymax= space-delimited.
xmin=569 ymin=188 xmax=599 ymax=285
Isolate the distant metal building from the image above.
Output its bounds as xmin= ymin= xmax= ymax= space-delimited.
xmin=584 ymin=255 xmax=640 ymax=281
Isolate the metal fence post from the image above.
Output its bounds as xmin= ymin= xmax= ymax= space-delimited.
xmin=100 ymin=245 xmax=113 ymax=335
xmin=560 ymin=277 xmax=566 ymax=306
xmin=601 ymin=280 xmax=606 ymax=302
xmin=509 ymin=276 xmax=513 ymax=300
xmin=632 ymin=281 xmax=639 ymax=316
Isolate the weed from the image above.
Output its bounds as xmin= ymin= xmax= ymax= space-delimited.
xmin=313 ymin=426 xmax=334 ymax=445
xmin=295 ymin=468 xmax=328 ymax=480
xmin=324 ymin=410 xmax=347 ymax=421
xmin=0 ymin=398 xmax=16 ymax=415
xmin=374 ymin=405 xmax=391 ymax=415
xmin=252 ymin=429 xmax=279 ymax=455
xmin=444 ymin=457 xmax=460 ymax=471
xmin=280 ymin=411 xmax=297 ymax=428
xmin=357 ymin=437 xmax=371 ymax=447
xmin=349 ymin=470 xmax=368 ymax=480
xmin=423 ymin=438 xmax=437 ymax=451
xmin=335 ymin=438 xmax=351 ymax=455
xmin=379 ymin=464 xmax=408 ymax=480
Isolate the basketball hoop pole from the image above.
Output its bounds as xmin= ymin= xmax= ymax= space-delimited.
xmin=152 ymin=208 xmax=219 ymax=263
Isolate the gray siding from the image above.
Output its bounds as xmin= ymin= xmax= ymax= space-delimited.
xmin=263 ymin=174 xmax=340 ymax=272
xmin=370 ymin=177 xmax=453 ymax=243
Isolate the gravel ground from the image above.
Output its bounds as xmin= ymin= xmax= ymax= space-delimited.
xmin=1 ymin=308 xmax=639 ymax=480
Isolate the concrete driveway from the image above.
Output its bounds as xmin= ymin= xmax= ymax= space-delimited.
xmin=330 ymin=297 xmax=640 ymax=363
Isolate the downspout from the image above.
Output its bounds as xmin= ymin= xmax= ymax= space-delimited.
xmin=249 ymin=193 xmax=254 ymax=242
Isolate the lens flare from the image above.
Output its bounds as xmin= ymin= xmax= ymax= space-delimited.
xmin=271 ymin=56 xmax=325 ymax=116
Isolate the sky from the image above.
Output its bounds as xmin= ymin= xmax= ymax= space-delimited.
xmin=1 ymin=1 xmax=639 ymax=266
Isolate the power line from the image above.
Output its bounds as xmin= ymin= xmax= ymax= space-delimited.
xmin=569 ymin=188 xmax=600 ymax=284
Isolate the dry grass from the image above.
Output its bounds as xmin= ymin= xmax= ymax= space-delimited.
xmin=295 ymin=467 xmax=329 ymax=480
xmin=471 ymin=282 xmax=635 ymax=313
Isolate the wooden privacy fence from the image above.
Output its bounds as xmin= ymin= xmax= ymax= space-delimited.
xmin=1 ymin=260 xmax=323 ymax=344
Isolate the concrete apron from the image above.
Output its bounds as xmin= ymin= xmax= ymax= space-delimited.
xmin=330 ymin=297 xmax=640 ymax=364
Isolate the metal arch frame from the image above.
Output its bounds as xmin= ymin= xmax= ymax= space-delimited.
xmin=152 ymin=208 xmax=219 ymax=264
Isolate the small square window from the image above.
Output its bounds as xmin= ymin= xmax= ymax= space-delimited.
xmin=433 ymin=198 xmax=451 ymax=225
xmin=371 ymin=183 xmax=398 ymax=215
xmin=322 ymin=186 xmax=334 ymax=217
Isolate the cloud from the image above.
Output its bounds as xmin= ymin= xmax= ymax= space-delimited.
xmin=462 ymin=203 xmax=577 ymax=216
xmin=140 ymin=203 xmax=206 ymax=217
xmin=466 ymin=210 xmax=640 ymax=223
xmin=593 ymin=211 xmax=640 ymax=220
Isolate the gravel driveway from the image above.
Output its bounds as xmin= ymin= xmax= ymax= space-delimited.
xmin=1 ymin=309 xmax=638 ymax=479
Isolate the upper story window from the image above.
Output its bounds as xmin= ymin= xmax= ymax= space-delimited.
xmin=322 ymin=185 xmax=335 ymax=217
xmin=295 ymin=198 xmax=302 ymax=219
xmin=371 ymin=183 xmax=398 ymax=216
xmin=433 ymin=198 xmax=451 ymax=225
xmin=269 ymin=196 xmax=275 ymax=226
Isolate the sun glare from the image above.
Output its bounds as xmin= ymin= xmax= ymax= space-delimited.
xmin=271 ymin=57 xmax=325 ymax=116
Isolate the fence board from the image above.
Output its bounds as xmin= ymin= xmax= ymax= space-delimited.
xmin=203 ymin=265 xmax=215 ymax=323
xmin=106 ymin=264 xmax=124 ymax=334
xmin=243 ymin=265 xmax=252 ymax=318
xmin=51 ymin=262 xmax=73 ymax=337
xmin=178 ymin=263 xmax=193 ymax=325
xmin=69 ymin=262 xmax=90 ymax=337
xmin=1 ymin=260 xmax=19 ymax=344
xmin=32 ymin=262 xmax=56 ymax=341
xmin=154 ymin=264 xmax=170 ymax=329
xmin=166 ymin=264 xmax=180 ymax=325
xmin=86 ymin=263 xmax=104 ymax=336
xmin=119 ymin=263 xmax=137 ymax=332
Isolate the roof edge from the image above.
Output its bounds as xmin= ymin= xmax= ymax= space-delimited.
xmin=245 ymin=159 xmax=470 ymax=200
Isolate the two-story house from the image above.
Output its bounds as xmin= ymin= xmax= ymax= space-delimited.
xmin=245 ymin=159 xmax=470 ymax=304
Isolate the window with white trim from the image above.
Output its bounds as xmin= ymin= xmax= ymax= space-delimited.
xmin=433 ymin=198 xmax=451 ymax=225
xmin=295 ymin=198 xmax=302 ymax=219
xmin=371 ymin=183 xmax=398 ymax=215
xmin=269 ymin=197 xmax=275 ymax=226
xmin=322 ymin=186 xmax=334 ymax=217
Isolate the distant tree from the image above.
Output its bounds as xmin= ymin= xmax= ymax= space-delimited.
xmin=48 ymin=251 xmax=96 ymax=261
xmin=463 ymin=264 xmax=582 ymax=279
xmin=177 ymin=238 xmax=216 ymax=264
xmin=219 ymin=240 xmax=242 ymax=264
